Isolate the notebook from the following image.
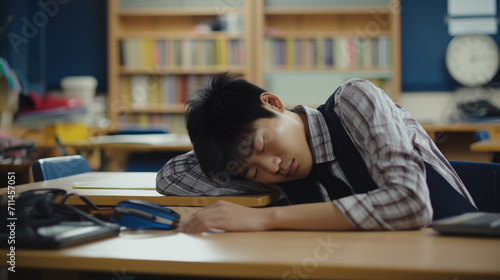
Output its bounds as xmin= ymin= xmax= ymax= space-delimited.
xmin=431 ymin=212 xmax=500 ymax=237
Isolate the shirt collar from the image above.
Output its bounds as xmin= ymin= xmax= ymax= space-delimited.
xmin=290 ymin=105 xmax=335 ymax=164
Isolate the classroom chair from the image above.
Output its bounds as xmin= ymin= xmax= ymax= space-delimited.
xmin=32 ymin=155 xmax=91 ymax=182
xmin=474 ymin=129 xmax=490 ymax=142
xmin=449 ymin=160 xmax=500 ymax=213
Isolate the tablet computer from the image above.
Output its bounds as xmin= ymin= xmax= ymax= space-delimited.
xmin=431 ymin=212 xmax=500 ymax=237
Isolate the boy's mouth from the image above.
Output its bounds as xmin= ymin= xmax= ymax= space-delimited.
xmin=286 ymin=159 xmax=296 ymax=177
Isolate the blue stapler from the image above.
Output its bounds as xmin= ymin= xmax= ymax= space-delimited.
xmin=110 ymin=200 xmax=180 ymax=230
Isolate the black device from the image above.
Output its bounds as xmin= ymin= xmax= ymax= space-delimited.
xmin=1 ymin=189 xmax=120 ymax=249
xmin=432 ymin=212 xmax=500 ymax=237
xmin=457 ymin=100 xmax=500 ymax=119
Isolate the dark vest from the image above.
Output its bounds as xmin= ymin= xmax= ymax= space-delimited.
xmin=281 ymin=88 xmax=477 ymax=220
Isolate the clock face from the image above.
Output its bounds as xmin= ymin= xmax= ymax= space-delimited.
xmin=445 ymin=34 xmax=500 ymax=87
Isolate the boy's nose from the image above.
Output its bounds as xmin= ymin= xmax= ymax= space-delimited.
xmin=257 ymin=155 xmax=282 ymax=173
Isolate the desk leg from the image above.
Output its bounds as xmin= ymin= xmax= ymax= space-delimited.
xmin=99 ymin=148 xmax=106 ymax=171
xmin=101 ymin=149 xmax=130 ymax=171
xmin=492 ymin=152 xmax=500 ymax=163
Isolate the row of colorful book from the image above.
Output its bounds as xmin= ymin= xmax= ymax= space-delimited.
xmin=120 ymin=74 xmax=212 ymax=107
xmin=119 ymin=113 xmax=187 ymax=135
xmin=263 ymin=36 xmax=392 ymax=69
xmin=120 ymin=38 xmax=245 ymax=68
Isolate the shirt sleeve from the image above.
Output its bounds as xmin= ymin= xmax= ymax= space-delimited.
xmin=332 ymin=79 xmax=433 ymax=230
xmin=156 ymin=150 xmax=284 ymax=197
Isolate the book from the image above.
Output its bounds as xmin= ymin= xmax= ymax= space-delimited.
xmin=263 ymin=36 xmax=392 ymax=69
xmin=120 ymin=38 xmax=245 ymax=68
xmin=73 ymin=174 xmax=156 ymax=190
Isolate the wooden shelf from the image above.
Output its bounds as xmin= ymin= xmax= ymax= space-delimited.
xmin=263 ymin=67 xmax=393 ymax=74
xmin=108 ymin=0 xmax=401 ymax=133
xmin=119 ymin=66 xmax=247 ymax=75
xmin=124 ymin=104 xmax=186 ymax=114
xmin=118 ymin=7 xmax=245 ymax=16
xmin=107 ymin=0 xmax=254 ymax=133
xmin=264 ymin=7 xmax=392 ymax=15
xmin=255 ymin=0 xmax=401 ymax=103
xmin=119 ymin=32 xmax=245 ymax=40
xmin=265 ymin=30 xmax=392 ymax=38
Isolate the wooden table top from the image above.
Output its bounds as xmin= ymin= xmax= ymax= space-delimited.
xmin=470 ymin=138 xmax=500 ymax=153
xmin=2 ymin=228 xmax=499 ymax=280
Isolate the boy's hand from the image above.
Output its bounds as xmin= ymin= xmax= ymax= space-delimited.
xmin=181 ymin=200 xmax=272 ymax=234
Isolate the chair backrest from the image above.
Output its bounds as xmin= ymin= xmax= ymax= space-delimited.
xmin=32 ymin=155 xmax=91 ymax=182
xmin=474 ymin=129 xmax=490 ymax=142
xmin=449 ymin=160 xmax=500 ymax=213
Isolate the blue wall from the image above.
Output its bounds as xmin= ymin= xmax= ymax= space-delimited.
xmin=401 ymin=0 xmax=500 ymax=91
xmin=1 ymin=0 xmax=499 ymax=93
xmin=45 ymin=0 xmax=107 ymax=92
xmin=0 ymin=0 xmax=107 ymax=93
xmin=0 ymin=0 xmax=47 ymax=93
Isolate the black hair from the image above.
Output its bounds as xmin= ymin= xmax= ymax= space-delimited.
xmin=185 ymin=72 xmax=277 ymax=179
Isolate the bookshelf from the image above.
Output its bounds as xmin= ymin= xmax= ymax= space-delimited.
xmin=254 ymin=0 xmax=401 ymax=107
xmin=107 ymin=0 xmax=255 ymax=133
xmin=107 ymin=0 xmax=401 ymax=132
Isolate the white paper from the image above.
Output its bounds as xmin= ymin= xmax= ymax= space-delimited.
xmin=448 ymin=0 xmax=496 ymax=16
xmin=73 ymin=173 xmax=156 ymax=190
xmin=448 ymin=17 xmax=498 ymax=35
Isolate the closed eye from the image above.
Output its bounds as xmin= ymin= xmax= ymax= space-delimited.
xmin=254 ymin=138 xmax=265 ymax=179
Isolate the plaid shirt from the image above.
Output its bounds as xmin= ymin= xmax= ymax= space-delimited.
xmin=156 ymin=78 xmax=475 ymax=230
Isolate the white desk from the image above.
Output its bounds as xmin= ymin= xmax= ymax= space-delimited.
xmin=1 ymin=229 xmax=499 ymax=279
xmin=2 ymin=173 xmax=500 ymax=279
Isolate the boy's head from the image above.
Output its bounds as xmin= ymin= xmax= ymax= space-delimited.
xmin=186 ymin=73 xmax=276 ymax=179
xmin=186 ymin=73 xmax=313 ymax=184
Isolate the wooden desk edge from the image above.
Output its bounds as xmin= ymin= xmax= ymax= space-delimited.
xmin=420 ymin=122 xmax=499 ymax=133
xmin=64 ymin=192 xmax=282 ymax=207
xmin=0 ymin=186 xmax=281 ymax=207
xmin=0 ymin=170 xmax=282 ymax=208
xmin=470 ymin=139 xmax=500 ymax=152
xmin=6 ymin=256 xmax=500 ymax=280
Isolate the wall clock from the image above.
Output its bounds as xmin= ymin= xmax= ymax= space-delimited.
xmin=445 ymin=34 xmax=500 ymax=87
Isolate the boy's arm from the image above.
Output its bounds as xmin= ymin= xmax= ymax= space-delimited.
xmin=156 ymin=150 xmax=283 ymax=196
xmin=331 ymin=79 xmax=434 ymax=230
xmin=181 ymin=200 xmax=357 ymax=233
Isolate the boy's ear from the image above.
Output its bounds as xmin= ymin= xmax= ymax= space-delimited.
xmin=260 ymin=92 xmax=285 ymax=112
